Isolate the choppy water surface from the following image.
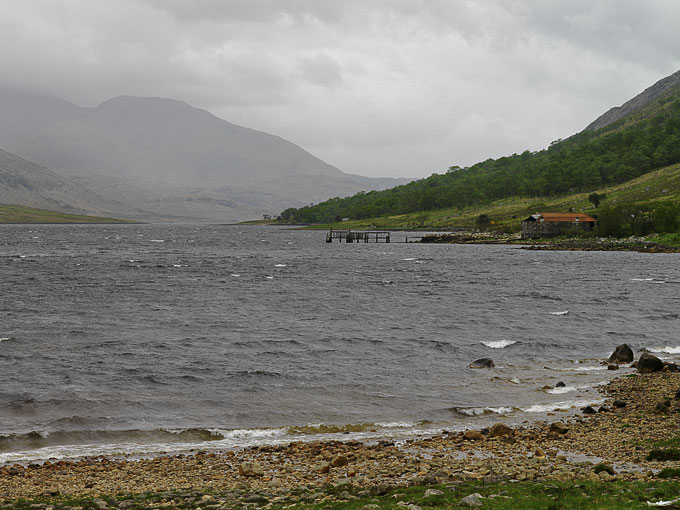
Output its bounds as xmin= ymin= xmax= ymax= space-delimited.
xmin=1 ymin=223 xmax=679 ymax=462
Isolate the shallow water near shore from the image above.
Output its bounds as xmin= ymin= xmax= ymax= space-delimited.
xmin=1 ymin=223 xmax=679 ymax=463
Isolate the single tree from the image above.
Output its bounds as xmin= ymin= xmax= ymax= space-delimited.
xmin=476 ymin=213 xmax=491 ymax=227
xmin=588 ymin=192 xmax=607 ymax=208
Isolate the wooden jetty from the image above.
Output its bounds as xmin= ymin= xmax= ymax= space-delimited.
xmin=326 ymin=229 xmax=391 ymax=243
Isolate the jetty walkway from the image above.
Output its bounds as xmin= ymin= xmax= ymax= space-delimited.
xmin=326 ymin=229 xmax=391 ymax=243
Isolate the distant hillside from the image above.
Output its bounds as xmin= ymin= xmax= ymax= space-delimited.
xmin=0 ymin=204 xmax=134 ymax=224
xmin=326 ymin=162 xmax=680 ymax=232
xmin=0 ymin=148 xmax=140 ymax=218
xmin=280 ymin=70 xmax=680 ymax=224
xmin=0 ymin=89 xmax=408 ymax=221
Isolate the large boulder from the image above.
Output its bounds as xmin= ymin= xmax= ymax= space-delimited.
xmin=460 ymin=493 xmax=484 ymax=507
xmin=468 ymin=358 xmax=494 ymax=369
xmin=637 ymin=352 xmax=664 ymax=373
xmin=549 ymin=422 xmax=569 ymax=434
xmin=331 ymin=455 xmax=349 ymax=467
xmin=609 ymin=344 xmax=634 ymax=363
xmin=238 ymin=462 xmax=264 ymax=477
xmin=489 ymin=423 xmax=514 ymax=437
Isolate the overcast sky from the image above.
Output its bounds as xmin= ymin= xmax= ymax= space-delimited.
xmin=1 ymin=1 xmax=679 ymax=178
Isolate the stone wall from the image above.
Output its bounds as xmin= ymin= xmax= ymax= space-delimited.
xmin=521 ymin=221 xmax=594 ymax=239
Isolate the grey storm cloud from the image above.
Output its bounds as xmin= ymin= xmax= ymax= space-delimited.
xmin=1 ymin=0 xmax=679 ymax=177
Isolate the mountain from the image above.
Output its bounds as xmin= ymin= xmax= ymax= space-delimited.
xmin=280 ymin=69 xmax=680 ymax=224
xmin=0 ymin=89 xmax=408 ymax=221
xmin=0 ymin=147 xmax=140 ymax=217
xmin=584 ymin=70 xmax=680 ymax=132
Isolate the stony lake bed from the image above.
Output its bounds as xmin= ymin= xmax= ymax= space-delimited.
xmin=2 ymin=367 xmax=680 ymax=509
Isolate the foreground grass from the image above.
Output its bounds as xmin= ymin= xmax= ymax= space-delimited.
xmin=6 ymin=480 xmax=680 ymax=510
xmin=0 ymin=204 xmax=135 ymax=224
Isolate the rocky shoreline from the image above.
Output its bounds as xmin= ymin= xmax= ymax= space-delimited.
xmin=419 ymin=232 xmax=680 ymax=253
xmin=1 ymin=368 xmax=679 ymax=507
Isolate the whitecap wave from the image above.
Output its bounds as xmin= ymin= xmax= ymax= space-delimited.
xmin=546 ymin=386 xmax=578 ymax=394
xmin=631 ymin=278 xmax=654 ymax=281
xmin=456 ymin=406 xmax=513 ymax=416
xmin=481 ymin=340 xmax=517 ymax=349
xmin=375 ymin=421 xmax=416 ymax=428
xmin=275 ymin=264 xmax=287 ymax=267
xmin=561 ymin=365 xmax=607 ymax=372
xmin=209 ymin=427 xmax=288 ymax=440
xmin=550 ymin=311 xmax=569 ymax=316
xmin=649 ymin=346 xmax=680 ymax=354
xmin=522 ymin=398 xmax=604 ymax=413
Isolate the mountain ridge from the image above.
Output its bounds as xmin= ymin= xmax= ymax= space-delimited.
xmin=584 ymin=69 xmax=680 ymax=132
xmin=0 ymin=89 xmax=408 ymax=221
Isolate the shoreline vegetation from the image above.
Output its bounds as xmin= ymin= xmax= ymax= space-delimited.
xmin=3 ymin=369 xmax=680 ymax=509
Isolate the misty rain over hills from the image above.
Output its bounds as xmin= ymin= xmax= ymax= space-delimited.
xmin=0 ymin=89 xmax=407 ymax=222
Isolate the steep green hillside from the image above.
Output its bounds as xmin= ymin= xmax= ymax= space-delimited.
xmin=280 ymin=74 xmax=680 ymax=225
xmin=314 ymin=162 xmax=680 ymax=234
xmin=0 ymin=204 xmax=135 ymax=223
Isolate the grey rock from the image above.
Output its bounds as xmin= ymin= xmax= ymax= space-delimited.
xmin=637 ymin=353 xmax=664 ymax=373
xmin=460 ymin=493 xmax=484 ymax=507
xmin=424 ymin=488 xmax=444 ymax=497
xmin=469 ymin=358 xmax=494 ymax=369
xmin=608 ymin=344 xmax=634 ymax=363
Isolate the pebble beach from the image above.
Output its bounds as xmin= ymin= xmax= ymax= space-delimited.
xmin=2 ymin=368 xmax=679 ymax=507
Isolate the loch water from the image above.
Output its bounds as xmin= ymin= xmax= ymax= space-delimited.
xmin=1 ymin=223 xmax=679 ymax=463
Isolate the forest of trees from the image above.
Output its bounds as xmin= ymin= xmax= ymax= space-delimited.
xmin=280 ymin=98 xmax=680 ymax=224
